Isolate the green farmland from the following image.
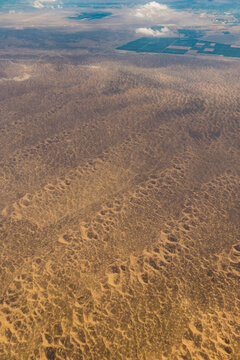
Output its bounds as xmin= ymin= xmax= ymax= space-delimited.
xmin=117 ymin=37 xmax=240 ymax=58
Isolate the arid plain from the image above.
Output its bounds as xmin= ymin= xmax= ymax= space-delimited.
xmin=0 ymin=54 xmax=240 ymax=360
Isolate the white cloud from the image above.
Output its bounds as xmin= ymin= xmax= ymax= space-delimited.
xmin=0 ymin=0 xmax=213 ymax=32
xmin=135 ymin=2 xmax=169 ymax=19
xmin=130 ymin=1 xmax=213 ymax=27
xmin=32 ymin=0 xmax=58 ymax=9
xmin=136 ymin=26 xmax=175 ymax=37
xmin=33 ymin=1 xmax=44 ymax=8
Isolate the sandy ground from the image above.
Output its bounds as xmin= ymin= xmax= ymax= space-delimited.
xmin=0 ymin=58 xmax=239 ymax=360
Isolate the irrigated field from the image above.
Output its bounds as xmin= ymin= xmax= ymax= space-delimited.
xmin=118 ymin=37 xmax=240 ymax=58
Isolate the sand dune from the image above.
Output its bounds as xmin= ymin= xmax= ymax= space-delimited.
xmin=0 ymin=58 xmax=239 ymax=359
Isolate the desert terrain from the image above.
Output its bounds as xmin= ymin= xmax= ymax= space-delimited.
xmin=0 ymin=52 xmax=240 ymax=360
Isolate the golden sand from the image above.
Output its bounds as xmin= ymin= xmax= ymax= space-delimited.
xmin=0 ymin=58 xmax=239 ymax=359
